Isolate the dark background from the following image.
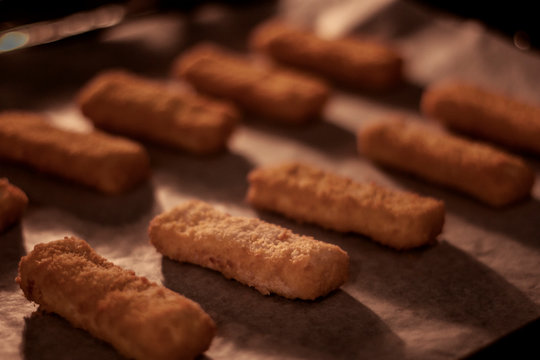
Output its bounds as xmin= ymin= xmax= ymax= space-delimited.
xmin=414 ymin=0 xmax=538 ymax=50
xmin=1 ymin=0 xmax=539 ymax=50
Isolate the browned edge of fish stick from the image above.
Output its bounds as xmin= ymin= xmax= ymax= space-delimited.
xmin=421 ymin=79 xmax=540 ymax=155
xmin=148 ymin=199 xmax=349 ymax=300
xmin=78 ymin=70 xmax=239 ymax=154
xmin=246 ymin=162 xmax=445 ymax=250
xmin=357 ymin=117 xmax=535 ymax=207
xmin=0 ymin=178 xmax=28 ymax=232
xmin=250 ymin=20 xmax=403 ymax=90
xmin=171 ymin=43 xmax=330 ymax=124
xmin=0 ymin=111 xmax=150 ymax=194
xmin=17 ymin=236 xmax=216 ymax=360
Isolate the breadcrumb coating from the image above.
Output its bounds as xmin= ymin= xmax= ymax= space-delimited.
xmin=149 ymin=200 xmax=349 ymax=300
xmin=171 ymin=43 xmax=329 ymax=124
xmin=17 ymin=237 xmax=215 ymax=360
xmin=78 ymin=70 xmax=239 ymax=154
xmin=247 ymin=162 xmax=445 ymax=249
xmin=358 ymin=117 xmax=535 ymax=207
xmin=0 ymin=111 xmax=150 ymax=194
xmin=421 ymin=80 xmax=540 ymax=154
xmin=251 ymin=20 xmax=402 ymax=90
xmin=0 ymin=178 xmax=28 ymax=232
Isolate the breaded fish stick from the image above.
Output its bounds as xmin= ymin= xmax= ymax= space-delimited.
xmin=171 ymin=43 xmax=330 ymax=124
xmin=247 ymin=162 xmax=445 ymax=249
xmin=149 ymin=200 xmax=349 ymax=300
xmin=0 ymin=178 xmax=28 ymax=232
xmin=250 ymin=20 xmax=403 ymax=90
xmin=17 ymin=237 xmax=215 ymax=360
xmin=0 ymin=111 xmax=150 ymax=194
xmin=78 ymin=70 xmax=239 ymax=154
xmin=358 ymin=118 xmax=535 ymax=207
xmin=421 ymin=80 xmax=540 ymax=154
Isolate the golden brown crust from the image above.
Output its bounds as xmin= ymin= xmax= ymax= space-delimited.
xmin=421 ymin=80 xmax=540 ymax=154
xmin=247 ymin=162 xmax=444 ymax=250
xmin=250 ymin=20 xmax=403 ymax=90
xmin=0 ymin=178 xmax=28 ymax=232
xmin=16 ymin=237 xmax=215 ymax=360
xmin=78 ymin=70 xmax=239 ymax=154
xmin=148 ymin=200 xmax=349 ymax=300
xmin=0 ymin=111 xmax=150 ymax=194
xmin=171 ymin=43 xmax=330 ymax=124
xmin=358 ymin=117 xmax=535 ymax=207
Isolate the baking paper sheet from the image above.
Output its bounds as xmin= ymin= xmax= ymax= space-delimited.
xmin=1 ymin=1 xmax=540 ymax=359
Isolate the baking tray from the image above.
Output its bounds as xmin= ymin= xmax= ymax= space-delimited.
xmin=1 ymin=1 xmax=539 ymax=359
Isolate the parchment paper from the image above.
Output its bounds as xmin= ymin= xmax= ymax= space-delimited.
xmin=1 ymin=1 xmax=540 ymax=359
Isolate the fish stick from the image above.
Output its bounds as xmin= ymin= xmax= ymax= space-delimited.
xmin=250 ymin=20 xmax=403 ymax=90
xmin=0 ymin=111 xmax=150 ymax=194
xmin=0 ymin=178 xmax=28 ymax=232
xmin=17 ymin=236 xmax=215 ymax=360
xmin=246 ymin=162 xmax=445 ymax=250
xmin=78 ymin=70 xmax=239 ymax=154
xmin=171 ymin=43 xmax=330 ymax=124
xmin=148 ymin=200 xmax=349 ymax=300
xmin=421 ymin=80 xmax=540 ymax=154
xmin=357 ymin=117 xmax=535 ymax=207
